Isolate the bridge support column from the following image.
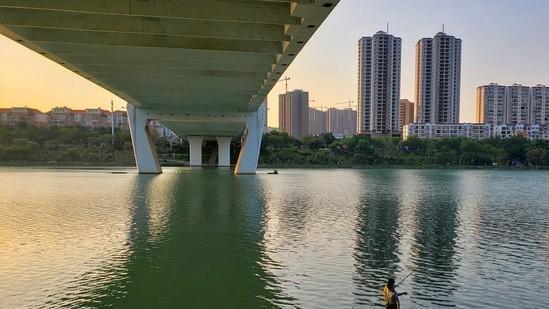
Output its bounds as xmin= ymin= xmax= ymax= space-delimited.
xmin=216 ymin=137 xmax=232 ymax=167
xmin=188 ymin=136 xmax=203 ymax=167
xmin=234 ymin=103 xmax=266 ymax=175
xmin=127 ymin=104 xmax=162 ymax=174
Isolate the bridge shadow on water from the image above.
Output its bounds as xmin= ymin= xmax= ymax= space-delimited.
xmin=88 ymin=169 xmax=291 ymax=308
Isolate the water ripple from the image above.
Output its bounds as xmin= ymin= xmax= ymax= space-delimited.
xmin=1 ymin=168 xmax=548 ymax=308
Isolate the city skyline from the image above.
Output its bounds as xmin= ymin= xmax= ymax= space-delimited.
xmin=1 ymin=0 xmax=548 ymax=128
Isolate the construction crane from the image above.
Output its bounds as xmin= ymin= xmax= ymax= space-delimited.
xmin=310 ymin=99 xmax=326 ymax=111
xmin=277 ymin=76 xmax=291 ymax=94
xmin=311 ymin=100 xmax=355 ymax=111
xmin=332 ymin=100 xmax=356 ymax=109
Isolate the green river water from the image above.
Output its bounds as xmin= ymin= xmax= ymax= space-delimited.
xmin=1 ymin=168 xmax=548 ymax=308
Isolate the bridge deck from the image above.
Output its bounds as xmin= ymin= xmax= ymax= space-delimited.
xmin=0 ymin=0 xmax=338 ymax=137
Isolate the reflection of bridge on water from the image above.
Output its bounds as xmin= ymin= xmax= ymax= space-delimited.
xmin=0 ymin=0 xmax=339 ymax=174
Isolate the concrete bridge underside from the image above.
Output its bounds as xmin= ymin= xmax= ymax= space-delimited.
xmin=0 ymin=0 xmax=338 ymax=174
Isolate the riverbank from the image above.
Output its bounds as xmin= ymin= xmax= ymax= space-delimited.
xmin=259 ymin=164 xmax=549 ymax=170
xmin=2 ymin=162 xmax=547 ymax=171
xmin=2 ymin=127 xmax=549 ymax=168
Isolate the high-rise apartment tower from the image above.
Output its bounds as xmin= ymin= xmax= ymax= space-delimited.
xmin=308 ymin=107 xmax=327 ymax=136
xmin=357 ymin=31 xmax=401 ymax=135
xmin=531 ymin=85 xmax=549 ymax=125
xmin=278 ymin=90 xmax=309 ymax=138
xmin=477 ymin=83 xmax=549 ymax=125
xmin=327 ymin=107 xmax=357 ymax=137
xmin=415 ymin=32 xmax=462 ymax=124
xmin=400 ymin=99 xmax=415 ymax=129
xmin=476 ymin=83 xmax=507 ymax=126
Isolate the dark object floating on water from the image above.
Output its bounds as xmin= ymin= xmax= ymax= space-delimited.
xmin=111 ymin=171 xmax=128 ymax=174
xmin=268 ymin=170 xmax=279 ymax=175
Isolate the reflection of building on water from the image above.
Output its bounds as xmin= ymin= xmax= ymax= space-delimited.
xmin=546 ymin=199 xmax=549 ymax=270
xmin=407 ymin=172 xmax=461 ymax=307
xmin=393 ymin=169 xmax=424 ymax=278
xmin=451 ymin=171 xmax=486 ymax=304
xmin=352 ymin=172 xmax=403 ymax=306
xmin=260 ymin=170 xmax=362 ymax=307
xmin=351 ymin=170 xmax=463 ymax=308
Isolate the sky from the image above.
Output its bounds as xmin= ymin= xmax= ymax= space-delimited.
xmin=0 ymin=0 xmax=548 ymax=126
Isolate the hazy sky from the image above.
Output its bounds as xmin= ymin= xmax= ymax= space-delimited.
xmin=1 ymin=0 xmax=548 ymax=125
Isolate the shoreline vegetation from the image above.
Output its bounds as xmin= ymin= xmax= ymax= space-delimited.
xmin=1 ymin=126 xmax=549 ymax=168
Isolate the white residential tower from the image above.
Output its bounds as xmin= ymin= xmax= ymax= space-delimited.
xmin=357 ymin=31 xmax=402 ymax=135
xmin=415 ymin=32 xmax=462 ymax=124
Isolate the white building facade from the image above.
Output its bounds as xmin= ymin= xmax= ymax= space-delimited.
xmin=476 ymin=83 xmax=507 ymax=126
xmin=507 ymin=84 xmax=531 ymax=124
xmin=357 ymin=31 xmax=401 ymax=135
xmin=415 ymin=32 xmax=462 ymax=124
xmin=494 ymin=124 xmax=548 ymax=140
xmin=404 ymin=123 xmax=549 ymax=141
xmin=531 ymin=85 xmax=549 ymax=126
xmin=477 ymin=83 xmax=549 ymax=126
xmin=403 ymin=123 xmax=492 ymax=140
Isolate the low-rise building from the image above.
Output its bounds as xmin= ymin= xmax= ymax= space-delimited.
xmin=399 ymin=99 xmax=414 ymax=130
xmin=48 ymin=107 xmax=75 ymax=127
xmin=80 ymin=108 xmax=110 ymax=129
xmin=403 ymin=123 xmax=493 ymax=140
xmin=109 ymin=110 xmax=129 ymax=129
xmin=495 ymin=124 xmax=549 ymax=140
xmin=0 ymin=107 xmax=45 ymax=127
xmin=149 ymin=120 xmax=179 ymax=142
xmin=404 ymin=123 xmax=549 ymax=141
xmin=34 ymin=113 xmax=48 ymax=128
xmin=1 ymin=106 xmax=131 ymax=130
xmin=71 ymin=110 xmax=85 ymax=126
xmin=0 ymin=108 xmax=9 ymax=125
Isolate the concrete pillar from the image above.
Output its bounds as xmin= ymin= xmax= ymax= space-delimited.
xmin=126 ymin=103 xmax=162 ymax=174
xmin=234 ymin=102 xmax=266 ymax=175
xmin=216 ymin=136 xmax=232 ymax=167
xmin=188 ymin=136 xmax=203 ymax=167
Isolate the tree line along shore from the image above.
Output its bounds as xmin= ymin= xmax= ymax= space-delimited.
xmin=1 ymin=125 xmax=549 ymax=168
